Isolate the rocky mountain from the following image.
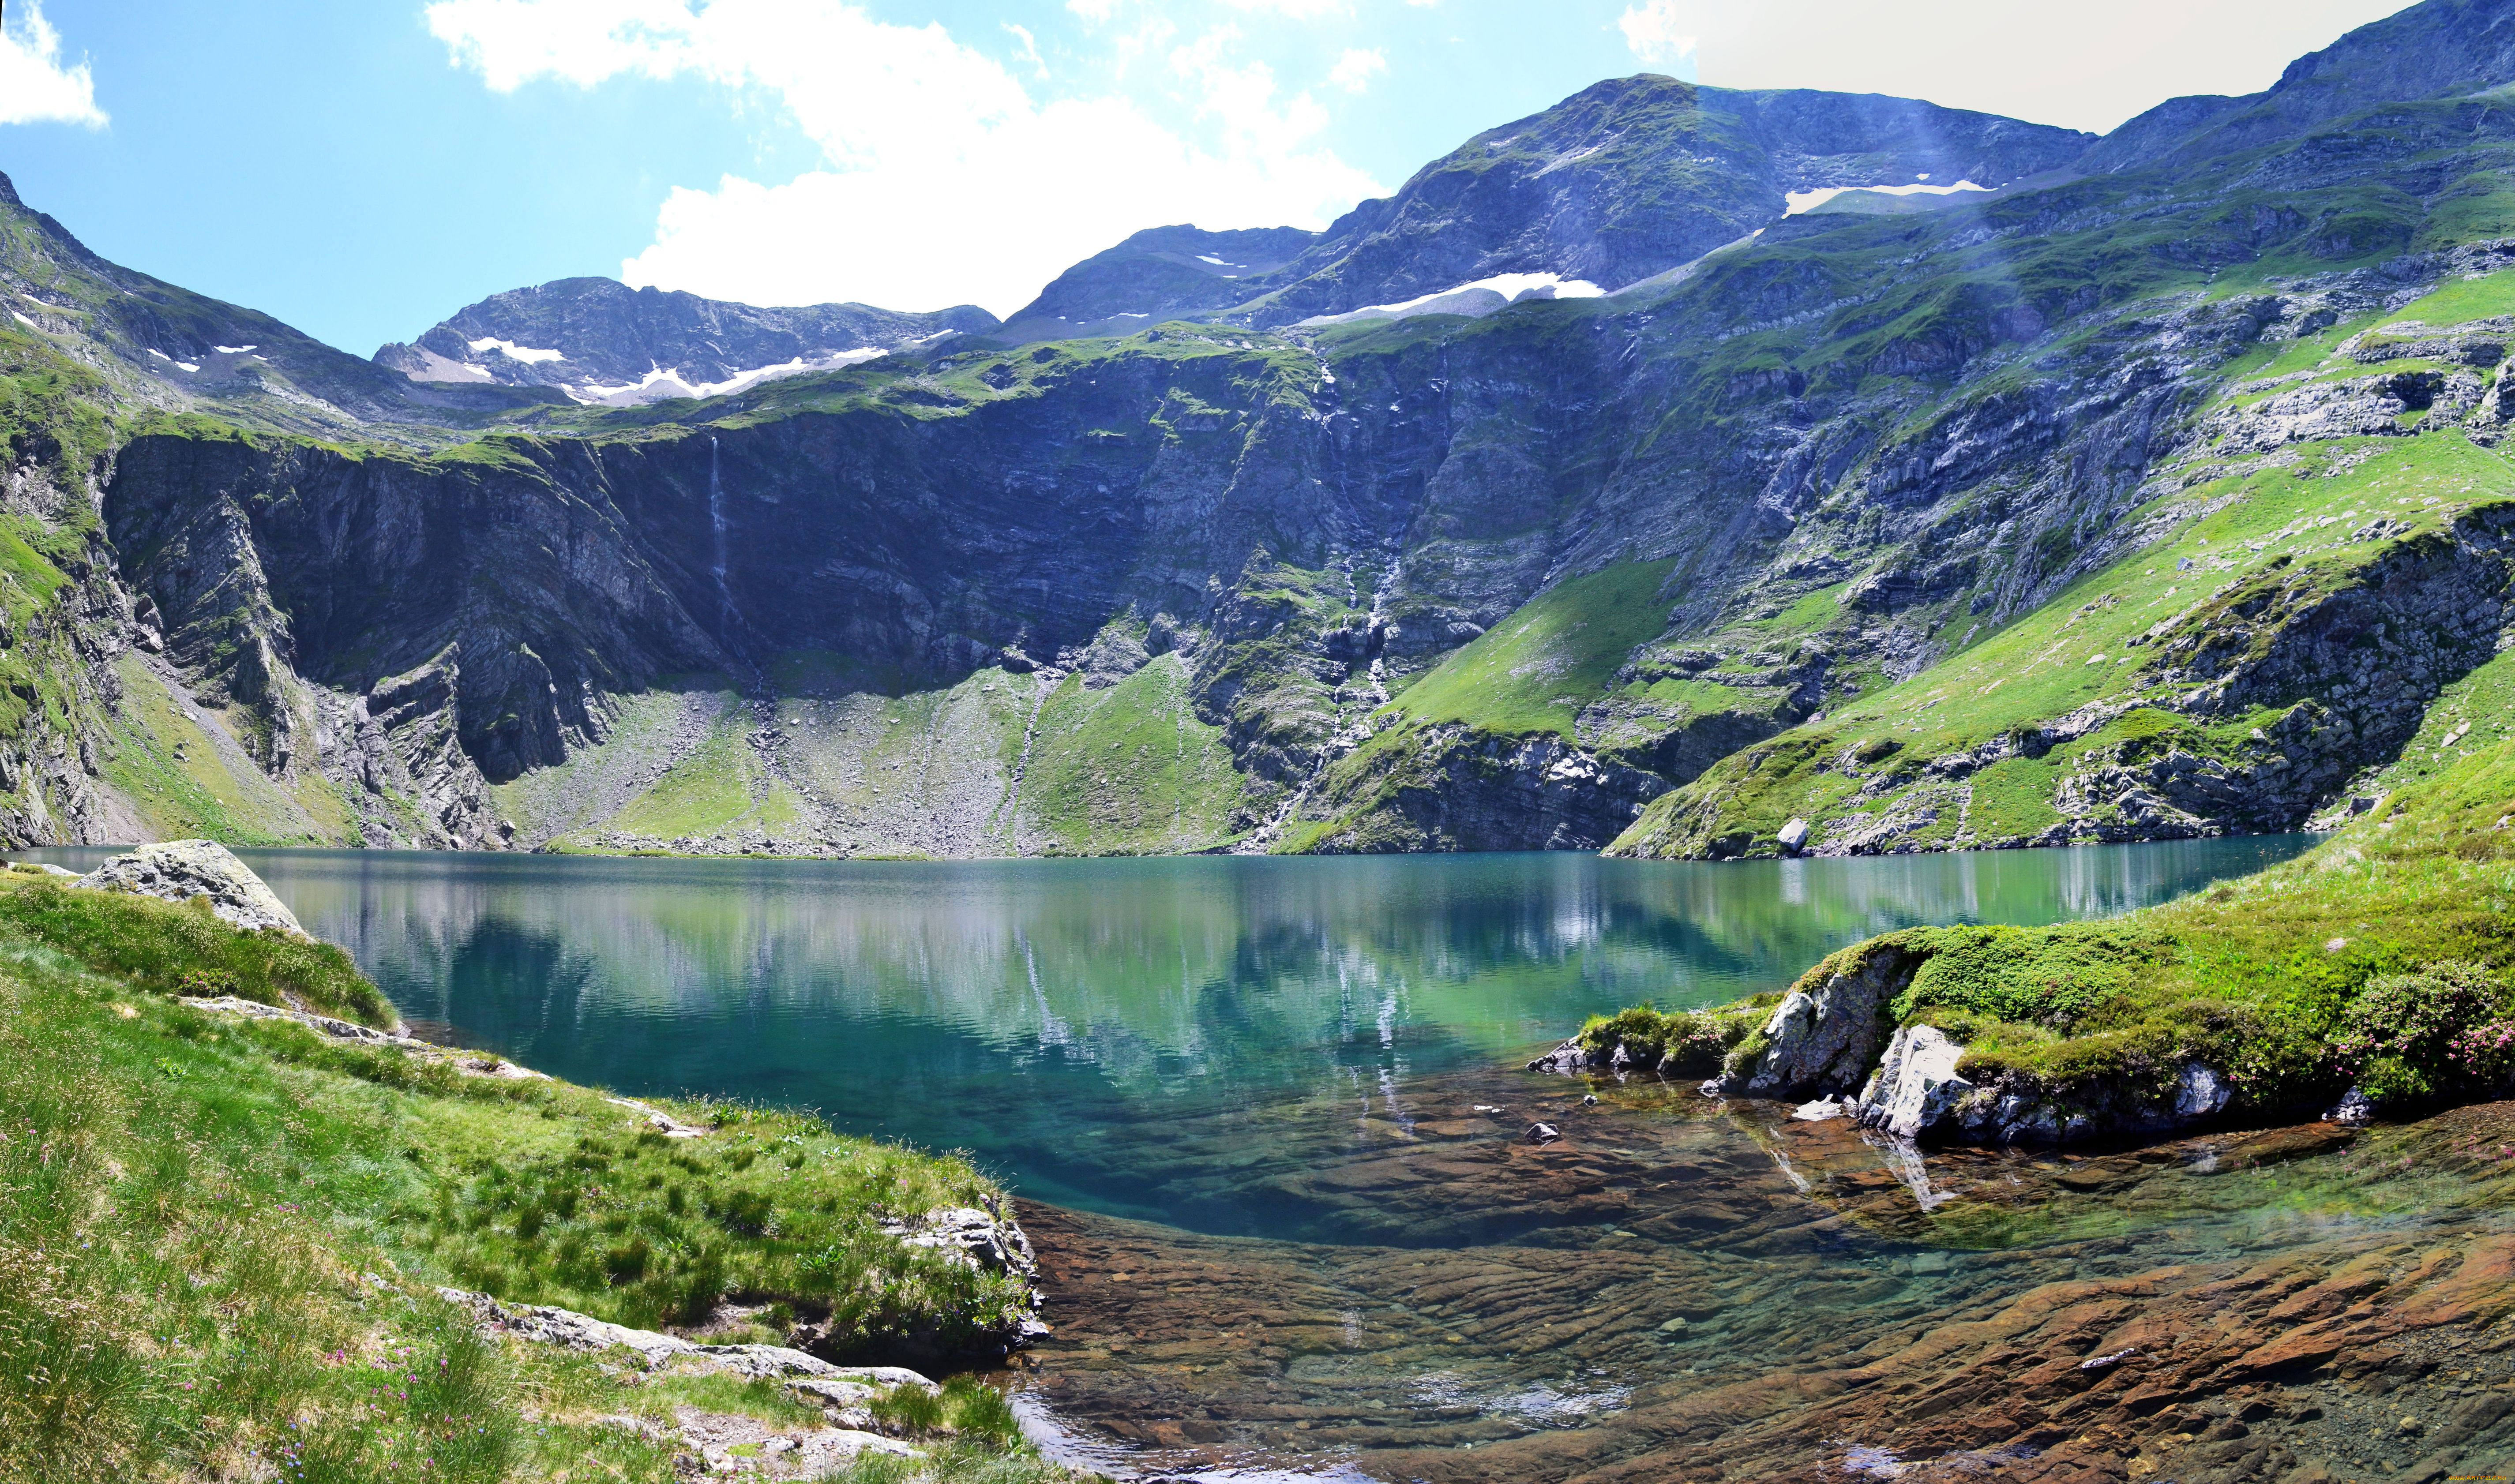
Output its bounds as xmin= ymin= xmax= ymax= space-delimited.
xmin=375 ymin=277 xmax=998 ymax=407
xmin=998 ymin=226 xmax=1319 ymax=342
xmin=996 ymin=79 xmax=2093 ymax=334
xmin=4 ymin=0 xmax=2515 ymax=861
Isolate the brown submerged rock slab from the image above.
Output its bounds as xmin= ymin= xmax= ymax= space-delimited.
xmin=1010 ymin=1080 xmax=2515 ymax=1483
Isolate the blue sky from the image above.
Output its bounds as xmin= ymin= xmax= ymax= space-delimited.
xmin=1 ymin=0 xmax=2415 ymax=357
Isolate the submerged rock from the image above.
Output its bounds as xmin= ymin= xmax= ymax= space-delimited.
xmin=74 ymin=839 xmax=307 ymax=937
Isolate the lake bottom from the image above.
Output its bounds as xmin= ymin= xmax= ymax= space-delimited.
xmin=1003 ymin=1062 xmax=2515 ymax=1483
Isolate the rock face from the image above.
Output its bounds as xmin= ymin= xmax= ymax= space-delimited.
xmin=75 ymin=839 xmax=306 ymax=936
xmin=1852 ymin=1025 xmax=1974 ymax=1139
xmin=1713 ymin=942 xmax=1921 ymax=1099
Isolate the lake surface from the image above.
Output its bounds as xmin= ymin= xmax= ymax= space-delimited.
xmin=34 ymin=836 xmax=2515 ymax=1482
xmin=21 ymin=839 xmax=2304 ymax=1234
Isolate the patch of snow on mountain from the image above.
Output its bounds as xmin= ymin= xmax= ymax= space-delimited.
xmin=567 ymin=348 xmax=887 ymax=407
xmin=147 ymin=349 xmax=170 ymax=360
xmin=11 ymin=311 xmax=36 ymax=330
xmin=467 ymin=337 xmax=567 ymax=364
xmin=1296 ymin=272 xmax=1605 ymax=328
xmin=213 ymin=345 xmax=258 ymax=354
xmin=1785 ymin=180 xmax=1989 ymax=215
xmin=1196 ymin=255 xmax=1240 ymax=267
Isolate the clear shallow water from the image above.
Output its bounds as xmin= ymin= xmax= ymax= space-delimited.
xmin=20 ymin=839 xmax=2305 ymax=1234
xmin=40 ymin=836 xmax=2511 ymax=1483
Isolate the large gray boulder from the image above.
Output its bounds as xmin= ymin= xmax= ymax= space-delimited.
xmin=74 ymin=839 xmax=307 ymax=937
xmin=1716 ymin=941 xmax=1919 ymax=1098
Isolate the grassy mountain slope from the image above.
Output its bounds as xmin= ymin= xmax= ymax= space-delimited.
xmin=1611 ymin=261 xmax=2515 ymax=859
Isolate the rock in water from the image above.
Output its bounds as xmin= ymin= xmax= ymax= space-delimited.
xmin=1854 ymin=1025 xmax=1974 ymax=1140
xmin=74 ymin=840 xmax=307 ymax=937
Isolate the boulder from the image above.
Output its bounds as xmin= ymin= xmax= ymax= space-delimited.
xmin=1716 ymin=942 xmax=1919 ymax=1099
xmin=1526 ymin=1038 xmax=1598 ymax=1075
xmin=74 ymin=839 xmax=306 ymax=937
xmin=1854 ymin=1025 xmax=1974 ymax=1140
xmin=2172 ymin=1061 xmax=2233 ymax=1121
xmin=1777 ymin=817 xmax=1811 ymax=851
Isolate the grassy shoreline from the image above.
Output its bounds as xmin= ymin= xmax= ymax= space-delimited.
xmin=0 ymin=870 xmax=1077 ymax=1483
xmin=1569 ymin=734 xmax=2515 ymax=1137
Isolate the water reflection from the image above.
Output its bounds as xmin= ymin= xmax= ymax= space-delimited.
xmin=16 ymin=839 xmax=2310 ymax=1232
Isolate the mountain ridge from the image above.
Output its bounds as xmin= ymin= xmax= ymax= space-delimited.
xmin=4 ymin=0 xmax=2515 ymax=860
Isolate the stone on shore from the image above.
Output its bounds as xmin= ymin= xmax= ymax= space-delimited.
xmin=1854 ymin=1024 xmax=1973 ymax=1139
xmin=74 ymin=839 xmax=308 ymax=937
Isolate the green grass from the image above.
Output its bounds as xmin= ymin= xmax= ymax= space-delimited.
xmin=1016 ymin=656 xmax=1246 ymax=855
xmin=604 ymin=712 xmax=789 ymax=841
xmin=0 ymin=873 xmax=1077 ymax=1482
xmin=1378 ymin=560 xmax=1678 ymax=742
xmin=0 ymin=869 xmax=388 ymax=1024
xmin=1613 ymin=430 xmax=2515 ymax=858
xmin=2378 ymin=266 xmax=2515 ymax=329
xmin=1584 ymin=735 xmax=2515 ymax=1124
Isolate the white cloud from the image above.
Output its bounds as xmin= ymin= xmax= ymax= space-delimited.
xmin=1617 ymin=0 xmax=1697 ymax=72
xmin=1328 ymin=47 xmax=1385 ymax=94
xmin=0 ymin=1 xmax=107 ymax=128
xmin=1218 ymin=0 xmax=1351 ymax=17
xmin=427 ymin=0 xmax=1381 ymax=318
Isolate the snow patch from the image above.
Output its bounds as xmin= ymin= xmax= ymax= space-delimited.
xmin=566 ymin=347 xmax=886 ymax=407
xmin=213 ymin=345 xmax=258 ymax=355
xmin=1296 ymin=272 xmax=1604 ymax=328
xmin=10 ymin=311 xmax=35 ymax=330
xmin=1196 ymin=255 xmax=1240 ymax=267
xmin=467 ymin=337 xmax=567 ymax=364
xmin=147 ymin=348 xmax=170 ymax=360
xmin=1785 ymin=179 xmax=1991 ymax=215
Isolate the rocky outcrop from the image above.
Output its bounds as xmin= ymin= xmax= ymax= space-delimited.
xmin=1296 ymin=723 xmax=1670 ymax=852
xmin=788 ymin=1202 xmax=1048 ymax=1364
xmin=76 ymin=839 xmax=306 ymax=935
xmin=1851 ymin=1024 xmax=1973 ymax=1139
xmin=1708 ymin=941 xmax=1921 ymax=1098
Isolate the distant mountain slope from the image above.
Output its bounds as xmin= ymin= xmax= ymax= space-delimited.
xmin=1015 ymin=78 xmax=2092 ymax=334
xmin=998 ymin=226 xmax=1319 ymax=342
xmin=375 ymin=277 xmax=999 ymax=406
xmin=2087 ymin=0 xmax=2515 ymax=172
xmin=1 ymin=170 xmax=545 ymax=435
xmin=13 ymin=0 xmax=2515 ymax=861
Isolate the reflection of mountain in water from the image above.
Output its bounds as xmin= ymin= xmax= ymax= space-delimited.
xmin=242 ymin=842 xmax=2306 ymax=1073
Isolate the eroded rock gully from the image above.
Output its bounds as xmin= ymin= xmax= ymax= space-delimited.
xmin=1006 ymin=1068 xmax=2515 ymax=1483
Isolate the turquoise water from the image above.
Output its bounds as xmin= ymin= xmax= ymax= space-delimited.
xmin=22 ymin=838 xmax=2307 ymax=1234
xmin=39 ymin=836 xmax=2515 ymax=1481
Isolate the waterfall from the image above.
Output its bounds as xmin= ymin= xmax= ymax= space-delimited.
xmin=707 ymin=435 xmax=736 ymax=631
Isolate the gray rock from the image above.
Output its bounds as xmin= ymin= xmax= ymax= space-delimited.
xmin=2328 ymin=1087 xmax=2376 ymax=1124
xmin=2172 ymin=1061 xmax=2233 ymax=1120
xmin=1724 ymin=943 xmax=1919 ymax=1099
xmin=1526 ymin=1121 xmax=1562 ymax=1144
xmin=1854 ymin=1025 xmax=1974 ymax=1140
xmin=1526 ymin=1038 xmax=1597 ymax=1074
xmin=75 ymin=839 xmax=306 ymax=937
xmin=1776 ymin=817 xmax=1811 ymax=851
